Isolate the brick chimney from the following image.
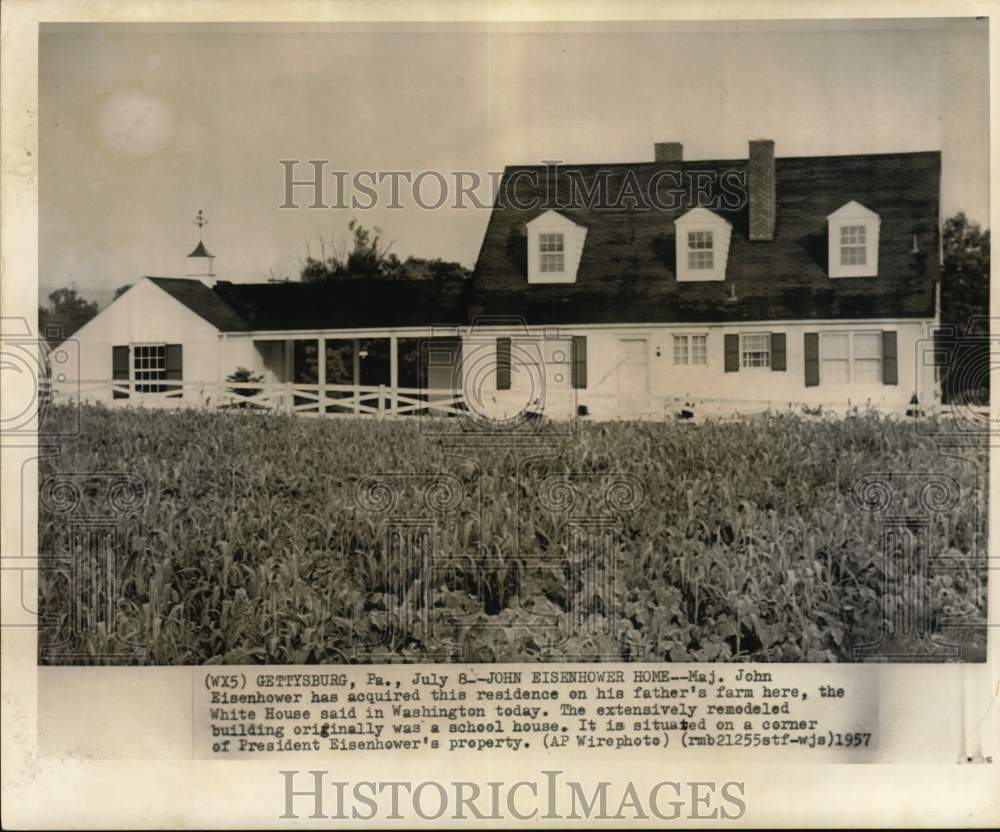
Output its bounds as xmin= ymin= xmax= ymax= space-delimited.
xmin=747 ymin=139 xmax=776 ymax=241
xmin=654 ymin=142 xmax=683 ymax=162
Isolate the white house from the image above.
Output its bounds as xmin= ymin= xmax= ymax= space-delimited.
xmin=53 ymin=139 xmax=942 ymax=420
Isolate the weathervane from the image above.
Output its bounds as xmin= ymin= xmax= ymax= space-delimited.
xmin=187 ymin=209 xmax=215 ymax=271
xmin=194 ymin=209 xmax=208 ymax=240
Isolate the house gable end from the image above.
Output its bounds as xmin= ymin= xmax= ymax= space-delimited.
xmin=57 ymin=278 xmax=219 ymax=347
xmin=146 ymin=277 xmax=250 ymax=331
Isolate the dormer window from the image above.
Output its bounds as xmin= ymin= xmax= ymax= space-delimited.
xmin=675 ymin=208 xmax=731 ymax=281
xmin=827 ymin=201 xmax=880 ymax=277
xmin=539 ymin=233 xmax=565 ymax=273
xmin=688 ymin=231 xmax=714 ymax=270
xmin=526 ymin=210 xmax=586 ymax=284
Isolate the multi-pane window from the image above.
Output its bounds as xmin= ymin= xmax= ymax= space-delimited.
xmin=673 ymin=335 xmax=688 ymax=365
xmin=852 ymin=332 xmax=883 ymax=383
xmin=688 ymin=231 xmax=714 ymax=270
xmin=539 ymin=233 xmax=565 ymax=272
xmin=840 ymin=225 xmax=867 ymax=266
xmin=691 ymin=335 xmax=707 ymax=365
xmin=673 ymin=334 xmax=708 ymax=366
xmin=740 ymin=333 xmax=770 ymax=368
xmin=821 ymin=331 xmax=882 ymax=384
xmin=820 ymin=333 xmax=850 ymax=384
xmin=133 ymin=344 xmax=166 ymax=393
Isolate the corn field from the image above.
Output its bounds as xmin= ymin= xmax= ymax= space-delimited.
xmin=38 ymin=404 xmax=987 ymax=664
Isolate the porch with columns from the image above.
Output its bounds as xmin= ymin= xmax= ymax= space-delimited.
xmin=243 ymin=330 xmax=464 ymax=417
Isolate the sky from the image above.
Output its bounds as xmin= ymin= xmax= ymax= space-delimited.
xmin=39 ymin=19 xmax=989 ymax=304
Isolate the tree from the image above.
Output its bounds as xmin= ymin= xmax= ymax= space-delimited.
xmin=113 ymin=284 xmax=133 ymax=301
xmin=397 ymin=256 xmax=471 ymax=281
xmin=300 ymin=219 xmax=399 ymax=282
xmin=298 ymin=219 xmax=470 ymax=282
xmin=941 ymin=212 xmax=989 ymax=333
xmin=38 ymin=287 xmax=99 ymax=346
xmin=939 ymin=212 xmax=990 ymax=404
xmin=224 ymin=367 xmax=265 ymax=403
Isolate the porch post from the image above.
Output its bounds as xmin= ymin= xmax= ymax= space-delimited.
xmin=283 ymin=339 xmax=294 ymax=381
xmin=284 ymin=339 xmax=295 ymax=413
xmin=317 ymin=337 xmax=326 ymax=416
xmin=353 ymin=338 xmax=361 ymax=415
xmin=218 ymin=335 xmax=226 ymax=383
xmin=389 ymin=335 xmax=398 ymax=415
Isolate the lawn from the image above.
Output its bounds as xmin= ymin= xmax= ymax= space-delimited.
xmin=38 ymin=403 xmax=987 ymax=664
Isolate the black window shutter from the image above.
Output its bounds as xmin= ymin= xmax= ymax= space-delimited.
xmin=572 ymin=336 xmax=587 ymax=389
xmin=112 ymin=345 xmax=130 ymax=399
xmin=165 ymin=344 xmax=183 ymax=379
xmin=771 ymin=333 xmax=787 ymax=372
xmin=724 ymin=334 xmax=739 ymax=372
xmin=165 ymin=344 xmax=183 ymax=397
xmin=882 ymin=331 xmax=898 ymax=385
xmin=804 ymin=333 xmax=820 ymax=387
xmin=496 ymin=337 xmax=512 ymax=390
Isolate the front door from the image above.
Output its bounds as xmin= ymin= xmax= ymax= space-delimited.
xmin=617 ymin=338 xmax=649 ymax=417
xmin=540 ymin=338 xmax=575 ymax=418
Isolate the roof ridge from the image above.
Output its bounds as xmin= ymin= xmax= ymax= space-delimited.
xmin=502 ymin=149 xmax=941 ymax=171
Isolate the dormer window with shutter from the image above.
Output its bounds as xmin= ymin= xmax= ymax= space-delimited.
xmin=674 ymin=208 xmax=731 ymax=281
xmin=526 ymin=210 xmax=587 ymax=284
xmin=827 ymin=201 xmax=880 ymax=278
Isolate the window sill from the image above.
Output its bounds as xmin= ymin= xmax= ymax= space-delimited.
xmin=528 ymin=273 xmax=577 ymax=284
xmin=677 ymin=271 xmax=726 ymax=282
xmin=816 ymin=382 xmax=893 ymax=388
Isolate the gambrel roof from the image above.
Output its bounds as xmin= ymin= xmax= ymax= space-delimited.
xmin=470 ymin=151 xmax=940 ymax=323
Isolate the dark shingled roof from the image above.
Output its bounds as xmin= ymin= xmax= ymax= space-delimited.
xmin=214 ymin=278 xmax=471 ymax=331
xmin=469 ymin=151 xmax=940 ymax=323
xmin=146 ymin=276 xmax=250 ymax=331
xmin=188 ymin=241 xmax=213 ymax=258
